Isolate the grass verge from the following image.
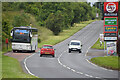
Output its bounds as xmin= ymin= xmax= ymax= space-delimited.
xmin=38 ymin=20 xmax=96 ymax=47
xmin=2 ymin=48 xmax=12 ymax=54
xmin=91 ymin=38 xmax=106 ymax=49
xmin=2 ymin=55 xmax=38 ymax=78
xmin=91 ymin=56 xmax=119 ymax=70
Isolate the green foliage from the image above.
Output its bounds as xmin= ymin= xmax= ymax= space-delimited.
xmin=38 ymin=38 xmax=41 ymax=43
xmin=2 ymin=2 xmax=99 ymax=35
xmin=38 ymin=20 xmax=96 ymax=48
xmin=2 ymin=19 xmax=12 ymax=43
xmin=13 ymin=13 xmax=30 ymax=27
xmin=46 ymin=11 xmax=64 ymax=35
xmin=91 ymin=56 xmax=119 ymax=70
xmin=91 ymin=38 xmax=106 ymax=49
xmin=2 ymin=2 xmax=100 ymax=37
xmin=2 ymin=55 xmax=38 ymax=78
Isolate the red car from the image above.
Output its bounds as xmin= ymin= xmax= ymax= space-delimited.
xmin=40 ymin=45 xmax=55 ymax=57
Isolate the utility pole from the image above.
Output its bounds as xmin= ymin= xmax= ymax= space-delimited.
xmin=117 ymin=33 xmax=119 ymax=56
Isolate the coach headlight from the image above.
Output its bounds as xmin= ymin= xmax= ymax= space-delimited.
xmin=27 ymin=45 xmax=30 ymax=48
xmin=77 ymin=47 xmax=80 ymax=49
xmin=27 ymin=45 xmax=31 ymax=49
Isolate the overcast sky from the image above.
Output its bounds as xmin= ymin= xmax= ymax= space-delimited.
xmin=87 ymin=0 xmax=119 ymax=2
xmin=87 ymin=0 xmax=119 ymax=7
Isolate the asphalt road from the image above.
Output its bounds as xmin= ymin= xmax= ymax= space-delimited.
xmin=24 ymin=21 xmax=118 ymax=79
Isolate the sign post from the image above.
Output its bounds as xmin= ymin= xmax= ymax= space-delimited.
xmin=106 ymin=41 xmax=117 ymax=56
xmin=104 ymin=41 xmax=105 ymax=54
xmin=104 ymin=2 xmax=118 ymax=56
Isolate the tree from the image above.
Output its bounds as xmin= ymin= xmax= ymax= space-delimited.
xmin=46 ymin=11 xmax=64 ymax=35
xmin=2 ymin=19 xmax=11 ymax=43
xmin=13 ymin=13 xmax=30 ymax=27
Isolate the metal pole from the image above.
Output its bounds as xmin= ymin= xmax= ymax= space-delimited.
xmin=104 ymin=41 xmax=105 ymax=54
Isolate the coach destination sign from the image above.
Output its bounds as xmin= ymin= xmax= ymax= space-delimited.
xmin=104 ymin=17 xmax=117 ymax=25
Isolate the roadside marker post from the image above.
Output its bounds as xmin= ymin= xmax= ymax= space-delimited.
xmin=100 ymin=34 xmax=104 ymax=47
xmin=104 ymin=41 xmax=105 ymax=54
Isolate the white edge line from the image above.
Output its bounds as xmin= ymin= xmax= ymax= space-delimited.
xmin=101 ymin=67 xmax=108 ymax=70
xmin=57 ymin=50 xmax=96 ymax=78
xmin=86 ymin=59 xmax=114 ymax=72
xmin=85 ymin=36 xmax=99 ymax=57
xmin=85 ymin=74 xmax=90 ymax=77
xmin=95 ymin=77 xmax=101 ymax=78
xmin=85 ymin=36 xmax=115 ymax=72
xmin=71 ymin=69 xmax=75 ymax=72
xmin=85 ymin=46 xmax=91 ymax=56
xmin=89 ymin=75 xmax=93 ymax=78
xmin=63 ymin=65 xmax=66 ymax=67
xmin=86 ymin=59 xmax=97 ymax=67
xmin=67 ymin=67 xmax=71 ymax=70
xmin=24 ymin=53 xmax=38 ymax=77
xmin=76 ymin=72 xmax=83 ymax=74
xmin=108 ymin=70 xmax=113 ymax=72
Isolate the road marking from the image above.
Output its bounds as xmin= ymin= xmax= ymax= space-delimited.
xmin=101 ymin=67 xmax=108 ymax=70
xmin=85 ymin=36 xmax=99 ymax=57
xmin=95 ymin=77 xmax=101 ymax=78
xmin=85 ymin=74 xmax=90 ymax=77
xmin=89 ymin=75 xmax=93 ymax=78
xmin=57 ymin=50 xmax=96 ymax=78
xmin=71 ymin=69 xmax=75 ymax=72
xmin=76 ymin=72 xmax=83 ymax=74
xmin=57 ymin=59 xmax=62 ymax=65
xmin=85 ymin=59 xmax=114 ymax=72
xmin=86 ymin=59 xmax=98 ymax=67
xmin=63 ymin=65 xmax=66 ymax=68
xmin=67 ymin=67 xmax=71 ymax=69
xmin=85 ymin=46 xmax=91 ymax=56
xmin=84 ymin=36 xmax=115 ymax=72
xmin=24 ymin=53 xmax=38 ymax=77
xmin=86 ymin=59 xmax=91 ymax=63
xmin=108 ymin=70 xmax=113 ymax=72
xmin=58 ymin=49 xmax=114 ymax=78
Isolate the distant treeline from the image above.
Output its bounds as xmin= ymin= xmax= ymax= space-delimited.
xmin=2 ymin=2 xmax=100 ymax=35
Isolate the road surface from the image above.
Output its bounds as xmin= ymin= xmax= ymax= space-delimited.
xmin=24 ymin=21 xmax=118 ymax=79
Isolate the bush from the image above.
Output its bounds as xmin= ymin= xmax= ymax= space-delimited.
xmin=2 ymin=19 xmax=11 ymax=43
xmin=38 ymin=38 xmax=41 ymax=43
xmin=46 ymin=12 xmax=64 ymax=35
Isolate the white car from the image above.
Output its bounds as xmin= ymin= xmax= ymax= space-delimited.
xmin=68 ymin=40 xmax=82 ymax=53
